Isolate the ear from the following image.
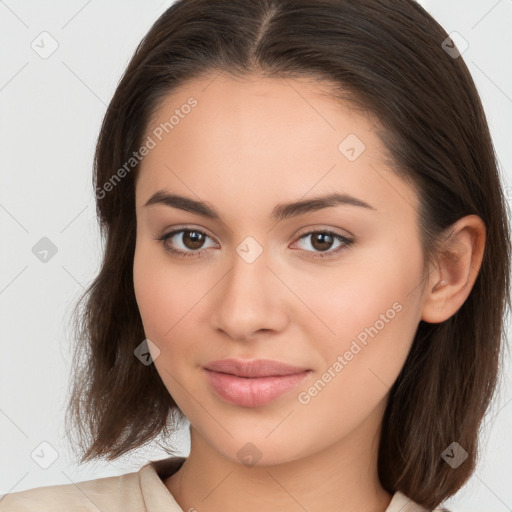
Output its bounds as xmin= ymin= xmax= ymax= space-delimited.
xmin=421 ymin=214 xmax=486 ymax=324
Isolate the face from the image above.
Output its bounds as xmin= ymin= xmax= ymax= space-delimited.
xmin=133 ymin=73 xmax=429 ymax=466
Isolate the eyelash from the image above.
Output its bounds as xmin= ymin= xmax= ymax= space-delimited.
xmin=154 ymin=227 xmax=355 ymax=260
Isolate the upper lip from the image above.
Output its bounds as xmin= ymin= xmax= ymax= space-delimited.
xmin=203 ymin=358 xmax=310 ymax=378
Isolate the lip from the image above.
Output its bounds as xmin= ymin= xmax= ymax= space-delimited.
xmin=203 ymin=358 xmax=311 ymax=407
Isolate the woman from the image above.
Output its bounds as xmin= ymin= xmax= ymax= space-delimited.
xmin=2 ymin=0 xmax=509 ymax=510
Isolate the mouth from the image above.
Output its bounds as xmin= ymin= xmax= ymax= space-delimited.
xmin=202 ymin=358 xmax=311 ymax=407
xmin=203 ymin=358 xmax=310 ymax=378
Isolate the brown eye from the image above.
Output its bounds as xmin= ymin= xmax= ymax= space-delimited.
xmin=181 ymin=230 xmax=206 ymax=250
xmin=310 ymin=232 xmax=335 ymax=252
xmin=156 ymin=228 xmax=217 ymax=258
xmin=293 ymin=230 xmax=355 ymax=259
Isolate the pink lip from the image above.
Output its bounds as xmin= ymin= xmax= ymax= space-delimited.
xmin=203 ymin=358 xmax=311 ymax=407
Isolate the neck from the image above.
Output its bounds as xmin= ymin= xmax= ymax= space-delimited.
xmin=164 ymin=405 xmax=392 ymax=512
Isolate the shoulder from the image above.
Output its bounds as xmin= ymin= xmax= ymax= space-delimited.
xmin=0 ymin=469 xmax=143 ymax=512
xmin=387 ymin=491 xmax=448 ymax=512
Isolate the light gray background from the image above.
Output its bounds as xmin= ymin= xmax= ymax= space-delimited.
xmin=1 ymin=1 xmax=511 ymax=510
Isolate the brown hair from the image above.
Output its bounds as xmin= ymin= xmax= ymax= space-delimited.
xmin=65 ymin=0 xmax=511 ymax=508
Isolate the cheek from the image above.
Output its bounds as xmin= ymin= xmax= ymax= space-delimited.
xmin=132 ymin=241 xmax=213 ymax=351
xmin=302 ymin=236 xmax=424 ymax=377
xmin=132 ymin=245 xmax=194 ymax=393
xmin=133 ymin=242 xmax=182 ymax=338
xmin=293 ymin=280 xmax=419 ymax=439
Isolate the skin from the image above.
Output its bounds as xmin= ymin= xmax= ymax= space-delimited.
xmin=132 ymin=72 xmax=486 ymax=512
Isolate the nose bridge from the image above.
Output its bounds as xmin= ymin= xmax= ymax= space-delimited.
xmin=211 ymin=236 xmax=287 ymax=339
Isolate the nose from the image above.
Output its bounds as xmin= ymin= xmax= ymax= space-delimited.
xmin=210 ymin=247 xmax=289 ymax=342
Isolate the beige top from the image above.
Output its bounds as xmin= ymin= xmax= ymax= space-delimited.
xmin=0 ymin=456 xmax=443 ymax=511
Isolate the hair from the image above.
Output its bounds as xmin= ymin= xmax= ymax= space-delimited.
xmin=64 ymin=0 xmax=511 ymax=508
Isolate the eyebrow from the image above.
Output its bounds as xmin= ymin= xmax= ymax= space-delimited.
xmin=143 ymin=190 xmax=376 ymax=221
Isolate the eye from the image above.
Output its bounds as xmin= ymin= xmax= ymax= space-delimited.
xmin=155 ymin=228 xmax=217 ymax=259
xmin=292 ymin=230 xmax=355 ymax=259
xmin=154 ymin=227 xmax=355 ymax=260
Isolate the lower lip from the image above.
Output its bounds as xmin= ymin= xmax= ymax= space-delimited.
xmin=203 ymin=369 xmax=311 ymax=407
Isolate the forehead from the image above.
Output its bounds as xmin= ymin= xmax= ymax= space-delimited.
xmin=135 ymin=73 xmax=419 ymax=221
xmin=144 ymin=72 xmax=377 ymax=147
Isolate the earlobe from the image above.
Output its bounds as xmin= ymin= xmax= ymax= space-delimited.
xmin=421 ymin=215 xmax=486 ymax=324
